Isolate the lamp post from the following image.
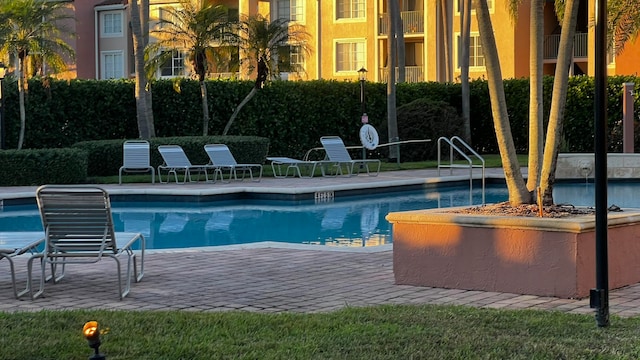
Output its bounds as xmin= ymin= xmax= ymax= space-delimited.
xmin=358 ymin=67 xmax=368 ymax=161
xmin=0 ymin=62 xmax=6 ymax=150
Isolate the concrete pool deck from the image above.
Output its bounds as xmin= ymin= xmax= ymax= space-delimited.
xmin=2 ymin=167 xmax=640 ymax=317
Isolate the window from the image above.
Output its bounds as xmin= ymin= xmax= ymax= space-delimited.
xmin=336 ymin=0 xmax=365 ymax=20
xmin=335 ymin=40 xmax=365 ymax=72
xmin=275 ymin=0 xmax=304 ymax=22
xmin=101 ymin=11 xmax=123 ymax=37
xmin=160 ymin=51 xmax=186 ymax=77
xmin=277 ymin=45 xmax=304 ymax=73
xmin=102 ymin=51 xmax=124 ymax=79
xmin=457 ymin=33 xmax=485 ymax=69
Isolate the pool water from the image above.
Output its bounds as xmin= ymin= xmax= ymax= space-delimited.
xmin=0 ymin=182 xmax=635 ymax=249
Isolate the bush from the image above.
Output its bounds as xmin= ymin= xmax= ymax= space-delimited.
xmin=377 ymin=98 xmax=465 ymax=161
xmin=0 ymin=148 xmax=87 ymax=186
xmin=73 ymin=136 xmax=270 ymax=177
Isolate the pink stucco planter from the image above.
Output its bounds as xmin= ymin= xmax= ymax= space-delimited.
xmin=386 ymin=208 xmax=640 ymax=299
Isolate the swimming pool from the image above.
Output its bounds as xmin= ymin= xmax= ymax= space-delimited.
xmin=0 ymin=181 xmax=635 ymax=249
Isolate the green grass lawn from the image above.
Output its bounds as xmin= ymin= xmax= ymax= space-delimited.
xmin=0 ymin=305 xmax=638 ymax=359
xmin=107 ymin=154 xmax=528 ymax=184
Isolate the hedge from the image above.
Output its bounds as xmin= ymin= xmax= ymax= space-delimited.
xmin=1 ymin=76 xmax=639 ymax=160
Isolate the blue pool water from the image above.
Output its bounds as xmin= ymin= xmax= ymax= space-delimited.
xmin=0 ymin=182 xmax=636 ymax=249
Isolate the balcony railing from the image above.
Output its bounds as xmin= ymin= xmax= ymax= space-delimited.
xmin=543 ymin=32 xmax=588 ymax=60
xmin=378 ymin=11 xmax=424 ymax=35
xmin=378 ymin=66 xmax=424 ymax=83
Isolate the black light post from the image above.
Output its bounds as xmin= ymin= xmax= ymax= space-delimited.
xmin=0 ymin=62 xmax=7 ymax=150
xmin=358 ymin=67 xmax=368 ymax=161
xmin=589 ymin=0 xmax=610 ymax=327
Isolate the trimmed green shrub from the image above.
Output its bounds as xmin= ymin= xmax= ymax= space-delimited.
xmin=73 ymin=136 xmax=269 ymax=177
xmin=0 ymin=148 xmax=87 ymax=186
xmin=1 ymin=76 xmax=638 ymax=160
xmin=377 ymin=98 xmax=465 ymax=161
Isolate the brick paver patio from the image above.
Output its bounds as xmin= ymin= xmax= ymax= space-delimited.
xmin=1 ymin=168 xmax=637 ymax=317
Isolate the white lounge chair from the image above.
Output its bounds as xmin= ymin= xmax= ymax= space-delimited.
xmin=0 ymin=232 xmax=44 ymax=299
xmin=28 ymin=185 xmax=145 ymax=300
xmin=319 ymin=136 xmax=381 ymax=177
xmin=119 ymin=140 xmax=155 ymax=184
xmin=158 ymin=145 xmax=214 ymax=184
xmin=266 ymin=157 xmax=320 ymax=178
xmin=204 ymin=144 xmax=263 ymax=182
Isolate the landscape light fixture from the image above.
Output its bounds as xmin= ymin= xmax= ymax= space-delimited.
xmin=83 ymin=321 xmax=106 ymax=360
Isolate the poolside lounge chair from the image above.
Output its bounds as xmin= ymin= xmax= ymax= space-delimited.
xmin=119 ymin=140 xmax=155 ymax=184
xmin=266 ymin=157 xmax=320 ymax=178
xmin=319 ymin=136 xmax=381 ymax=177
xmin=204 ymin=144 xmax=263 ymax=182
xmin=158 ymin=145 xmax=214 ymax=184
xmin=0 ymin=232 xmax=44 ymax=299
xmin=28 ymin=185 xmax=145 ymax=300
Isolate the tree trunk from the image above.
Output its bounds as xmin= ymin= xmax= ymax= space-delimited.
xmin=224 ymin=87 xmax=258 ymax=135
xmin=526 ymin=0 xmax=544 ymax=192
xmin=201 ymin=79 xmax=210 ymax=136
xmin=539 ymin=0 xmax=580 ymax=205
xmin=460 ymin=0 xmax=472 ymax=143
xmin=395 ymin=2 xmax=405 ymax=83
xmin=440 ymin=0 xmax=452 ymax=82
xmin=130 ymin=0 xmax=154 ymax=139
xmin=17 ymin=55 xmax=26 ymax=150
xmin=141 ymin=0 xmax=155 ymax=137
xmin=473 ymin=0 xmax=530 ymax=205
xmin=387 ymin=0 xmax=399 ymax=161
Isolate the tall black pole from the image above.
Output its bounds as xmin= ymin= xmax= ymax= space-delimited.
xmin=590 ymin=0 xmax=609 ymax=327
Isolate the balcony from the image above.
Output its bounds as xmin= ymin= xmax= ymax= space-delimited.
xmin=543 ymin=32 xmax=588 ymax=60
xmin=378 ymin=11 xmax=424 ymax=35
xmin=378 ymin=66 xmax=424 ymax=83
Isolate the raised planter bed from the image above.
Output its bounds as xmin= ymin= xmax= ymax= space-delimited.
xmin=386 ymin=208 xmax=640 ymax=298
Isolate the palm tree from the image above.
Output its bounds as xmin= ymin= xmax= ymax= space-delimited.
xmin=538 ymin=0 xmax=581 ymax=205
xmin=222 ymin=14 xmax=311 ymax=135
xmin=130 ymin=0 xmax=155 ymax=139
xmin=0 ymin=0 xmax=74 ymax=150
xmin=145 ymin=0 xmax=233 ymax=136
xmin=473 ymin=0 xmax=531 ymax=205
xmin=459 ymin=0 xmax=472 ymax=143
xmin=386 ymin=0 xmax=400 ymax=161
xmin=525 ymin=0 xmax=545 ymax=194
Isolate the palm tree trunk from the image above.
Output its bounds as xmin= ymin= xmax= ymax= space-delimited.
xmin=526 ymin=0 xmax=544 ymax=192
xmin=539 ymin=0 xmax=580 ymax=205
xmin=440 ymin=0 xmax=451 ymax=82
xmin=387 ymin=0 xmax=399 ymax=161
xmin=201 ymin=80 xmax=210 ymax=136
xmin=130 ymin=0 xmax=154 ymax=139
xmin=17 ymin=55 xmax=26 ymax=150
xmin=473 ymin=0 xmax=530 ymax=205
xmin=395 ymin=2 xmax=405 ymax=83
xmin=141 ymin=0 xmax=155 ymax=137
xmin=460 ymin=0 xmax=472 ymax=143
xmin=224 ymin=87 xmax=258 ymax=135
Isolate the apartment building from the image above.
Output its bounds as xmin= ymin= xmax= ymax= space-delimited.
xmin=68 ymin=0 xmax=640 ymax=82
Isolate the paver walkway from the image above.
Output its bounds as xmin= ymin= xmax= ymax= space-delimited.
xmin=1 ymin=168 xmax=638 ymax=317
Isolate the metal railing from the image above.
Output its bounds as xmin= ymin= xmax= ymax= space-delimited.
xmin=437 ymin=136 xmax=485 ymax=204
xmin=379 ymin=66 xmax=424 ymax=83
xmin=543 ymin=32 xmax=588 ymax=60
xmin=378 ymin=11 xmax=424 ymax=35
xmin=303 ymin=139 xmax=431 ymax=165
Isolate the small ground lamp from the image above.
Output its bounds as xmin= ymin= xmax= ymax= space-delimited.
xmin=0 ymin=62 xmax=6 ymax=150
xmin=83 ymin=321 xmax=106 ymax=360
